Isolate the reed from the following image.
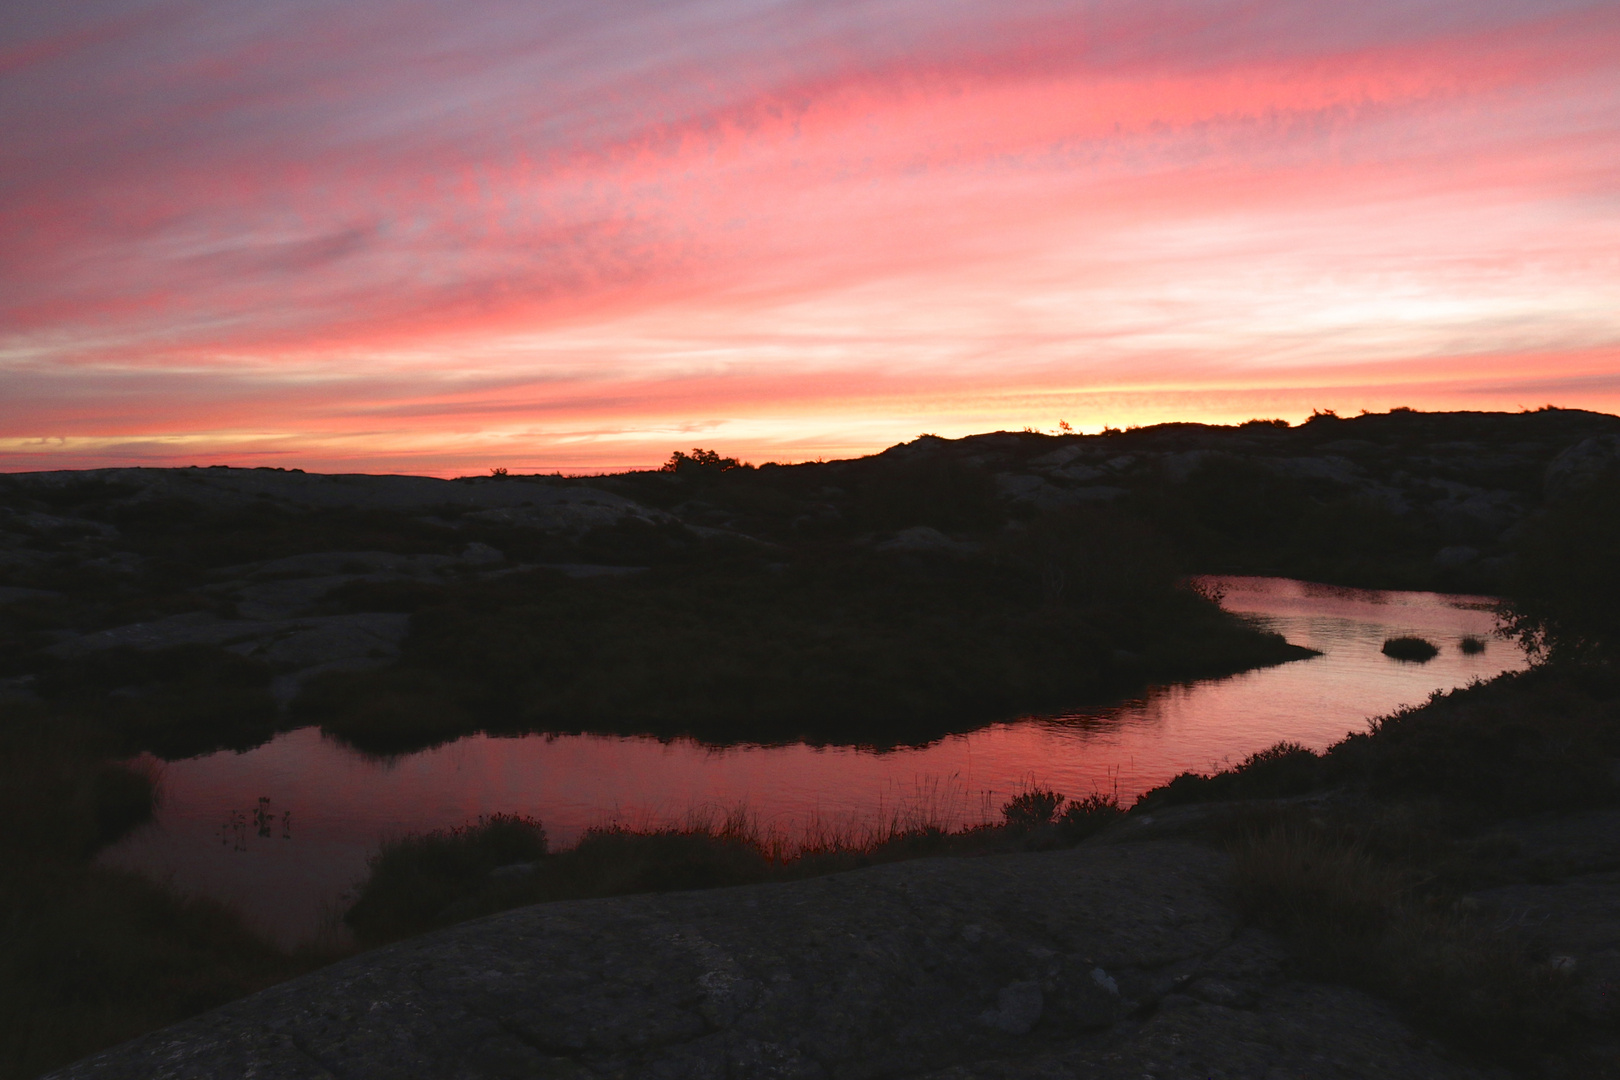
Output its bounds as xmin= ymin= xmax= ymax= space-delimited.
xmin=344 ymin=786 xmax=1125 ymax=946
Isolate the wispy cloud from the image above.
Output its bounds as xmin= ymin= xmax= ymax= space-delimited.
xmin=2 ymin=0 xmax=1618 ymax=472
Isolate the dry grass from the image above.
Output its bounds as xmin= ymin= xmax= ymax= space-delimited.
xmin=345 ymin=789 xmax=1125 ymax=947
xmin=1230 ymin=816 xmax=1579 ymax=1072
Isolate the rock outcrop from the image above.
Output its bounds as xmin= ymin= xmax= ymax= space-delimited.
xmin=52 ymin=840 xmax=1484 ymax=1080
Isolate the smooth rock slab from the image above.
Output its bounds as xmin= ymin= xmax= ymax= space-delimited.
xmin=51 ymin=842 xmax=1485 ymax=1080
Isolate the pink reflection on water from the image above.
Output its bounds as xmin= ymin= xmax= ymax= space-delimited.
xmin=100 ymin=576 xmax=1524 ymax=946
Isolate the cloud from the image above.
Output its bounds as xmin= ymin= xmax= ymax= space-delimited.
xmin=2 ymin=0 xmax=1618 ymax=472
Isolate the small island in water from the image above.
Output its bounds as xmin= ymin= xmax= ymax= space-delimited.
xmin=7 ymin=406 xmax=1620 ymax=1079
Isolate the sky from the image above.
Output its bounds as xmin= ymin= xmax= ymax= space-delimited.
xmin=3 ymin=0 xmax=1619 ymax=475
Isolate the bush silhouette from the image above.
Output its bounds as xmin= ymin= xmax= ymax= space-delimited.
xmin=1001 ymin=788 xmax=1063 ymax=829
xmin=1056 ymin=792 xmax=1124 ymax=840
xmin=1502 ymin=468 xmax=1620 ymax=663
xmin=1383 ymin=636 xmax=1439 ymax=662
xmin=661 ymin=448 xmax=746 ymax=474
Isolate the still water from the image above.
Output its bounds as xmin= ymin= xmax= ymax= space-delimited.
xmin=102 ymin=576 xmax=1525 ymax=945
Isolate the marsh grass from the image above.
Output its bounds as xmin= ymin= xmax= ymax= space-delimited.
xmin=345 ymin=788 xmax=1126 ymax=946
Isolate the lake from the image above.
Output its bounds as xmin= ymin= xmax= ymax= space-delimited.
xmin=102 ymin=575 xmax=1524 ymax=946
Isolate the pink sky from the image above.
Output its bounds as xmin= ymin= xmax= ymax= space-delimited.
xmin=3 ymin=0 xmax=1619 ymax=474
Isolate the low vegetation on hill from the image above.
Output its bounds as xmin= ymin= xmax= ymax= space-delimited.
xmin=295 ymin=512 xmax=1306 ymax=753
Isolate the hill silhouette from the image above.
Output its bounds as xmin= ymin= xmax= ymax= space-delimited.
xmin=4 ymin=407 xmax=1618 ymax=757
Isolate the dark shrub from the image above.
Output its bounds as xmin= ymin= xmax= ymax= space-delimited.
xmin=1139 ymin=672 xmax=1620 ymax=815
xmin=1331 ymin=673 xmax=1620 ymax=811
xmin=344 ymin=814 xmax=547 ymax=943
xmin=1383 ymin=636 xmax=1439 ymax=662
xmin=661 ymin=448 xmax=747 ymax=474
xmin=1001 ymin=788 xmax=1063 ymax=829
xmin=1459 ymin=635 xmax=1486 ymax=655
xmin=305 ymin=548 xmax=1302 ymax=753
xmin=848 ymin=456 xmax=999 ymax=533
xmin=1230 ymin=741 xmax=1322 ymax=796
xmin=1055 ymin=792 xmax=1123 ymax=841
xmin=37 ymin=645 xmax=279 ymax=759
xmin=1135 ymin=741 xmax=1323 ymax=810
xmin=1501 ymin=468 xmax=1620 ymax=663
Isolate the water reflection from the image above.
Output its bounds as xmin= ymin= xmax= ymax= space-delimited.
xmin=101 ymin=576 xmax=1524 ymax=946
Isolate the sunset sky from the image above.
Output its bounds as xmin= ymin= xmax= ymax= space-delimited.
xmin=4 ymin=0 xmax=1619 ymax=475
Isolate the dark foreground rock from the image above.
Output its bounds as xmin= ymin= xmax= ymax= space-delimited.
xmin=52 ymin=840 xmax=1485 ymax=1080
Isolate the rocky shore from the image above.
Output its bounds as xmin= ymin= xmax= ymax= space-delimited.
xmin=51 ymin=831 xmax=1496 ymax=1080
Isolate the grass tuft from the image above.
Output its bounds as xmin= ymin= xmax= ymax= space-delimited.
xmin=342 ymin=814 xmax=548 ymax=944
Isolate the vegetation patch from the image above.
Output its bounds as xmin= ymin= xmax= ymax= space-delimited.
xmin=1134 ymin=741 xmax=1325 ymax=808
xmin=1139 ymin=667 xmax=1620 ymax=816
xmin=299 ymin=527 xmax=1311 ymax=753
xmin=1230 ymin=816 xmax=1578 ymax=1073
xmin=1381 ymin=635 xmax=1439 ymax=662
xmin=345 ymin=789 xmax=1125 ymax=947
xmin=34 ymin=645 xmax=281 ymax=759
